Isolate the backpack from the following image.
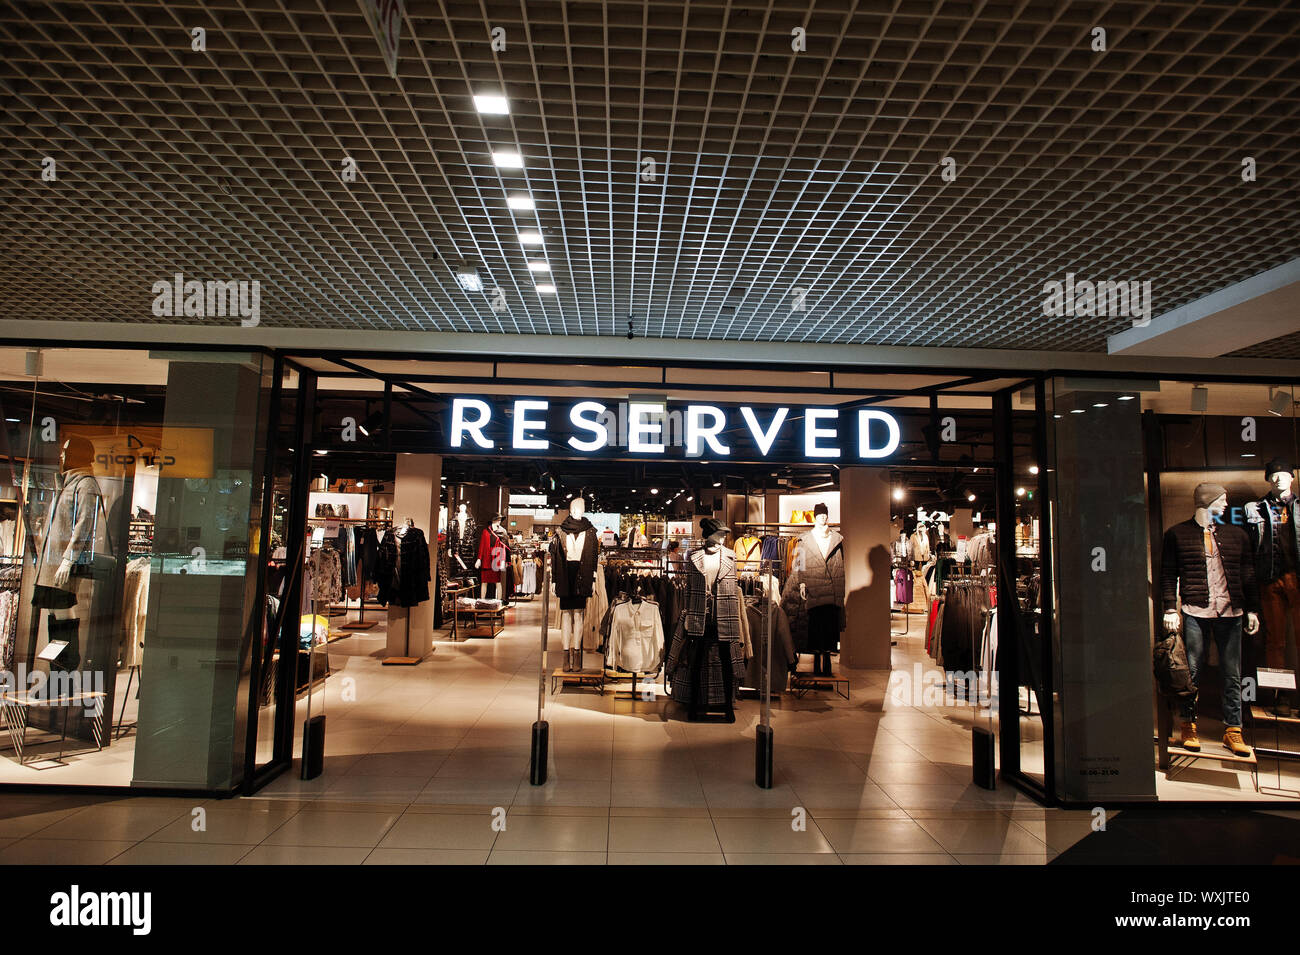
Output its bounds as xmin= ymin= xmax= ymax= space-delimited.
xmin=1153 ymin=628 xmax=1197 ymax=703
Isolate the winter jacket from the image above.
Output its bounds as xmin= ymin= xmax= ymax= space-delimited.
xmin=682 ymin=547 xmax=743 ymax=642
xmin=744 ymin=598 xmax=795 ymax=694
xmin=477 ymin=526 xmax=509 ymax=583
xmin=1159 ymin=519 xmax=1258 ymax=614
xmin=549 ymin=517 xmax=598 ymax=598
xmin=782 ymin=530 xmax=846 ymax=631
xmin=36 ymin=469 xmax=109 ymax=589
xmin=374 ymin=527 xmax=431 ymax=607
xmin=447 ymin=516 xmax=477 ymax=570
xmin=1246 ymin=492 xmax=1300 ymax=585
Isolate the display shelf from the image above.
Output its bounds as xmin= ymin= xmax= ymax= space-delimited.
xmin=789 ymin=671 xmax=850 ymax=700
xmin=549 ymin=668 xmax=606 ymax=694
xmin=1165 ymin=743 xmax=1256 ymax=765
xmin=456 ymin=605 xmax=505 ymax=638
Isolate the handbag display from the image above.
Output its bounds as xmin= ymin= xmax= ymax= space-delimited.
xmin=66 ymin=474 xmax=117 ymax=581
xmin=46 ymin=616 xmax=81 ymax=673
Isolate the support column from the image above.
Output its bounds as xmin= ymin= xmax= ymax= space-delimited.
xmin=387 ymin=454 xmax=442 ymax=659
xmin=839 ymin=468 xmax=893 ymax=668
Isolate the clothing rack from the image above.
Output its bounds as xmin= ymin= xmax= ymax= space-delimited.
xmin=309 ymin=517 xmax=391 ymax=629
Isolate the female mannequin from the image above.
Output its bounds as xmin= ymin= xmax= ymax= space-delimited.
xmin=549 ymin=496 xmax=597 ymax=671
xmin=475 ymin=514 xmax=510 ymax=600
xmin=447 ymin=503 xmax=476 ymax=575
xmin=789 ymin=503 xmax=845 ymax=675
xmin=664 ymin=518 xmax=746 ymax=721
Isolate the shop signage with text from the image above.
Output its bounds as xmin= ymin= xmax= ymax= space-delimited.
xmin=446 ymin=397 xmax=902 ymax=463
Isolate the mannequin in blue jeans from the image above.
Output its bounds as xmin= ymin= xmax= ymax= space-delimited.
xmin=1161 ymin=485 xmax=1260 ymax=756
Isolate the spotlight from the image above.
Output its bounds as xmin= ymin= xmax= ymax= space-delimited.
xmin=892 ymin=487 xmax=903 ymax=501
xmin=473 ymin=94 xmax=510 ymax=114
xmin=1191 ymin=385 xmax=1208 ymax=413
xmin=967 ymin=493 xmax=976 ymax=502
xmin=315 ymin=449 xmax=328 ymax=456
xmin=1268 ymin=389 xmax=1293 ymax=417
xmin=650 ymin=488 xmax=658 ymax=495
xmin=1016 ymin=487 xmax=1026 ymax=497
xmin=1029 ymin=465 xmax=1039 ymax=475
xmin=1070 ymin=409 xmax=1086 ymax=415
xmin=1092 ymin=402 xmax=1108 ymax=408
xmin=1118 ymin=395 xmax=1136 ymax=401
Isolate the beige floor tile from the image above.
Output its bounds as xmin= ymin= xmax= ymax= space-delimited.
xmin=511 ymin=778 xmax=613 ymax=808
xmin=840 ymin=852 xmax=958 ymax=865
xmin=414 ymin=778 xmax=521 ymax=807
xmin=319 ymin=775 xmax=429 ymax=802
xmin=37 ymin=803 xmax=188 ymax=842
xmin=376 ymin=812 xmax=499 ymax=850
xmin=346 ymin=750 xmax=453 ymax=777
xmin=491 ymin=813 xmax=609 ymax=852
xmin=611 ymin=778 xmax=709 ymax=809
xmin=609 ymin=851 xmax=725 ymax=865
xmin=364 ymin=848 xmax=490 ymax=865
xmin=789 ymin=781 xmax=900 ymax=811
xmin=0 ymin=805 xmax=104 ymax=839
xmin=703 ymin=781 xmax=803 ymax=811
xmin=711 ymin=817 xmax=834 ymax=854
xmin=724 ymin=852 xmax=844 ymax=864
xmin=147 ymin=805 xmax=300 ymax=844
xmin=0 ymin=838 xmax=137 ymax=865
xmin=262 ymin=810 xmax=401 ymax=847
xmin=108 ymin=842 xmax=256 ymax=865
xmin=239 ymin=845 xmax=373 ymax=865
xmin=488 ymin=850 xmax=606 ymax=865
xmin=954 ymin=853 xmax=1053 ymax=865
xmin=815 ymin=817 xmax=947 ymax=854
xmin=608 ymin=816 xmax=722 ymax=853
xmin=913 ymin=817 xmax=1048 ymax=855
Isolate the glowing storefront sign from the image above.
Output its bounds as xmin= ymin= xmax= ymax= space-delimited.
xmin=446 ymin=398 xmax=903 ymax=463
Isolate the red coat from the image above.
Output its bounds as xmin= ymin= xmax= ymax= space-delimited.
xmin=477 ymin=527 xmax=509 ymax=582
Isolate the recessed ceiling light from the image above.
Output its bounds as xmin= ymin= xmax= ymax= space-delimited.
xmin=650 ymin=488 xmax=658 ymax=495
xmin=1070 ymin=409 xmax=1086 ymax=414
xmin=527 ymin=260 xmax=550 ymax=272
xmin=1029 ymin=465 xmax=1039 ymax=475
xmin=493 ymin=150 xmax=524 ymax=169
xmin=507 ymin=194 xmax=535 ymax=210
xmin=455 ymin=261 xmax=482 ymax=292
xmin=1053 ymin=414 xmax=1062 ymax=419
xmin=967 ymin=493 xmax=976 ymax=502
xmin=1241 ymin=453 xmax=1256 ymax=458
xmin=315 ymin=449 xmax=328 ymax=455
xmin=712 ymin=481 xmax=721 ymax=487
xmin=1118 ymin=395 xmax=1136 ymax=401
xmin=892 ymin=488 xmax=904 ymax=501
xmin=518 ymin=231 xmax=543 ymax=245
xmin=356 ymin=481 xmax=365 ymax=487
xmin=474 ymin=94 xmax=509 ymax=114
xmin=1016 ymin=487 xmax=1026 ymax=497
xmin=1093 ymin=402 xmax=1109 ymax=408
xmin=534 ymin=283 xmax=556 ymax=294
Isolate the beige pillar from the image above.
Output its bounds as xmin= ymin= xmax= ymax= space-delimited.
xmin=839 ymin=468 xmax=893 ymax=669
xmin=387 ymin=453 xmax=442 ymax=659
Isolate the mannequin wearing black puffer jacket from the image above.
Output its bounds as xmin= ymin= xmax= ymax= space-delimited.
xmin=1160 ymin=520 xmax=1259 ymax=614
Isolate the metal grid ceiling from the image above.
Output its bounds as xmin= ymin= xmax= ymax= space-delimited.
xmin=0 ymin=0 xmax=1297 ymax=350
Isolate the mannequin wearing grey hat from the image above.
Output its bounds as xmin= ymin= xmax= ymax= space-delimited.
xmin=1244 ymin=457 xmax=1300 ymax=716
xmin=1160 ymin=485 xmax=1259 ymax=756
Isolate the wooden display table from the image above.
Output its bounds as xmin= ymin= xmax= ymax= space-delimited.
xmin=789 ymin=671 xmax=850 ymax=700
xmin=456 ymin=605 xmax=506 ymax=638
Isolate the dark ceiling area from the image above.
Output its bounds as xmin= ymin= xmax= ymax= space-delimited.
xmin=1 ymin=1 xmax=1296 ymax=350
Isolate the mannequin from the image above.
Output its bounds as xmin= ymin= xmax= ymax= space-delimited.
xmin=475 ymin=514 xmax=510 ymax=600
xmin=788 ymin=503 xmax=845 ymax=675
xmin=1160 ymin=483 xmax=1259 ymax=756
xmin=1245 ymin=458 xmax=1300 ymax=716
xmin=32 ymin=436 xmax=105 ymax=673
xmin=549 ymin=496 xmax=597 ymax=671
xmin=447 ymin=503 xmax=476 ymax=575
xmin=664 ymin=517 xmax=745 ymax=721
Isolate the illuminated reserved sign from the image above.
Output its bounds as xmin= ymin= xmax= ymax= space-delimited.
xmin=446 ymin=397 xmax=901 ymax=463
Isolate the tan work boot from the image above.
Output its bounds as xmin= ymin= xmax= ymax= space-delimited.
xmin=1223 ymin=726 xmax=1252 ymax=758
xmin=1179 ymin=721 xmax=1200 ymax=751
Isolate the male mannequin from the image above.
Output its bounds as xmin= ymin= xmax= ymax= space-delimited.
xmin=1245 ymin=458 xmax=1300 ymax=715
xmin=791 ymin=503 xmax=845 ymax=676
xmin=549 ymin=496 xmax=597 ymax=671
xmin=1160 ymin=483 xmax=1259 ymax=756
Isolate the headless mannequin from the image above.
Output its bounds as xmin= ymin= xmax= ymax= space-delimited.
xmin=450 ymin=504 xmax=471 ymax=572
xmin=475 ymin=517 xmax=508 ymax=600
xmin=1245 ymin=468 xmax=1298 ymax=713
xmin=556 ymin=497 xmax=593 ymax=670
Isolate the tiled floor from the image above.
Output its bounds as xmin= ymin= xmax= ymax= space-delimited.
xmin=0 ymin=601 xmax=1119 ymax=864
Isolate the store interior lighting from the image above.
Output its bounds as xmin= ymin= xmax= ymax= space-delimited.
xmin=492 ymin=150 xmax=524 ymax=169
xmin=1029 ymin=465 xmax=1039 ymax=474
xmin=518 ymin=230 xmax=543 ymax=244
xmin=473 ymin=94 xmax=510 ymax=114
xmin=506 ymin=194 xmax=534 ymax=210
xmin=535 ymin=284 xmax=556 ymax=294
xmin=527 ymin=261 xmax=550 ymax=271
xmin=455 ymin=260 xmax=482 ymax=292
